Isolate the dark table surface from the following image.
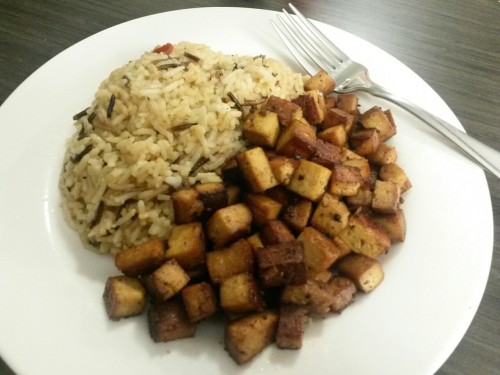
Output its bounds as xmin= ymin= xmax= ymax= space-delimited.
xmin=1 ymin=1 xmax=498 ymax=374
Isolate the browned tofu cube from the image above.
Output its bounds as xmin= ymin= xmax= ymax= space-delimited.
xmin=337 ymin=253 xmax=384 ymax=293
xmin=304 ymin=69 xmax=336 ymax=95
xmin=243 ymin=111 xmax=281 ymax=147
xmin=206 ymin=203 xmax=253 ymax=248
xmin=246 ymin=233 xmax=265 ymax=252
xmin=275 ymin=118 xmax=317 ymax=159
xmin=379 ymin=163 xmax=412 ymax=192
xmin=321 ymin=108 xmax=355 ymax=133
xmin=310 ymin=139 xmax=342 ymax=168
xmin=292 ymin=90 xmax=325 ymax=125
xmin=143 ymin=259 xmax=190 ymax=301
xmin=324 ymin=96 xmax=337 ymax=109
xmin=236 ymin=147 xmax=278 ymax=193
xmin=281 ymin=279 xmax=333 ymax=315
xmin=206 ymin=238 xmax=254 ymax=284
xmin=265 ymin=185 xmax=296 ymax=207
xmin=103 ymin=276 xmax=146 ymax=320
xmin=297 ymin=226 xmax=342 ymax=273
xmin=287 ymin=159 xmax=332 ymax=202
xmin=269 ymin=156 xmax=298 ymax=185
xmin=180 ymin=282 xmax=218 ymax=322
xmin=276 ymin=305 xmax=308 ymax=350
xmin=350 ymin=128 xmax=380 ymax=156
xmin=226 ymin=185 xmax=241 ymax=205
xmin=327 ymin=276 xmax=357 ymax=313
xmin=219 ymin=273 xmax=263 ymax=314
xmin=256 ymin=240 xmax=307 ymax=287
xmin=372 ymin=209 xmax=406 ymax=243
xmin=310 ymin=193 xmax=350 ymax=238
xmin=148 ymin=299 xmax=196 ymax=342
xmin=225 ymin=311 xmax=278 ymax=365
xmin=340 ymin=147 xmax=365 ymax=162
xmin=329 ymin=164 xmax=363 ymax=197
xmin=337 ymin=213 xmax=391 ymax=258
xmin=260 ymin=219 xmax=295 ymax=245
xmin=343 ymin=157 xmax=372 ymax=187
xmin=318 ymin=125 xmax=348 ymax=147
xmin=367 ymin=142 xmax=398 ymax=165
xmin=333 ymin=236 xmax=353 ymax=259
xmin=372 ymin=180 xmax=401 ymax=214
xmin=245 ymin=193 xmax=282 ymax=227
xmin=336 ymin=93 xmax=359 ymax=114
xmin=360 ymin=106 xmax=396 ymax=141
xmin=345 ymin=188 xmax=373 ymax=209
xmin=114 ymin=239 xmax=165 ymax=277
xmin=194 ymin=182 xmax=228 ymax=217
xmin=264 ymin=95 xmax=303 ymax=127
xmin=282 ymin=199 xmax=313 ymax=232
xmin=222 ymin=157 xmax=244 ymax=186
xmin=171 ymin=187 xmax=204 ymax=224
xmin=165 ymin=222 xmax=205 ymax=270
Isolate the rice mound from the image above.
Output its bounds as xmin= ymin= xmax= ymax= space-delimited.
xmin=60 ymin=42 xmax=306 ymax=254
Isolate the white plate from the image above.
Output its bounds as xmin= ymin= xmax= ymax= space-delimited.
xmin=0 ymin=7 xmax=493 ymax=375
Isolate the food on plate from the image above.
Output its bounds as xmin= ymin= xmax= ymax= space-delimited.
xmin=60 ymin=42 xmax=411 ymax=365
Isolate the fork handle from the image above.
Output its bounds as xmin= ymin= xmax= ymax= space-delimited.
xmin=368 ymin=83 xmax=500 ymax=179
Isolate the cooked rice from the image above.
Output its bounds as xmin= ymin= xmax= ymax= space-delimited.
xmin=59 ymin=42 xmax=306 ymax=254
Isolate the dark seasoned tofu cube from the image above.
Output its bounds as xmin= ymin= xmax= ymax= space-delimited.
xmin=275 ymin=118 xmax=317 ymax=159
xmin=310 ymin=139 xmax=342 ymax=168
xmin=336 ymin=93 xmax=359 ymax=114
xmin=143 ymin=259 xmax=190 ymax=301
xmin=236 ymin=147 xmax=278 ymax=193
xmin=379 ymin=163 xmax=412 ymax=192
xmin=194 ymin=182 xmax=228 ymax=217
xmin=343 ymin=157 xmax=372 ymax=187
xmin=243 ymin=111 xmax=281 ymax=147
xmin=165 ymin=222 xmax=205 ymax=270
xmin=303 ymin=69 xmax=336 ymax=95
xmin=372 ymin=209 xmax=406 ymax=243
xmin=292 ymin=90 xmax=325 ymax=125
xmin=276 ymin=305 xmax=308 ymax=350
xmin=268 ymin=156 xmax=299 ymax=185
xmin=321 ymin=108 xmax=355 ymax=133
xmin=372 ymin=180 xmax=401 ymax=214
xmin=219 ymin=273 xmax=263 ymax=314
xmin=337 ymin=253 xmax=384 ymax=293
xmin=114 ymin=239 xmax=165 ymax=277
xmin=280 ymin=279 xmax=333 ymax=315
xmin=206 ymin=203 xmax=253 ymax=248
xmin=359 ymin=106 xmax=396 ymax=141
xmin=260 ymin=219 xmax=295 ymax=245
xmin=350 ymin=128 xmax=380 ymax=156
xmin=345 ymin=188 xmax=373 ymax=210
xmin=222 ymin=157 xmax=244 ymax=186
xmin=287 ymin=159 xmax=332 ymax=202
xmin=282 ymin=199 xmax=313 ymax=233
xmin=148 ymin=299 xmax=197 ymax=342
xmin=297 ymin=226 xmax=342 ymax=273
xmin=256 ymin=240 xmax=307 ymax=287
xmin=328 ymin=164 xmax=363 ymax=197
xmin=264 ymin=95 xmax=303 ymax=127
xmin=206 ymin=239 xmax=254 ymax=284
xmin=318 ymin=125 xmax=348 ymax=147
xmin=171 ymin=187 xmax=204 ymax=224
xmin=327 ymin=276 xmax=357 ymax=313
xmin=180 ymin=282 xmax=218 ymax=322
xmin=310 ymin=193 xmax=350 ymax=238
xmin=225 ymin=310 xmax=278 ymax=365
xmin=367 ymin=142 xmax=398 ymax=165
xmin=245 ymin=193 xmax=282 ymax=227
xmin=103 ymin=276 xmax=146 ymax=320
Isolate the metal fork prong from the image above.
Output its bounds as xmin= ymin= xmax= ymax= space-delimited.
xmin=288 ymin=3 xmax=349 ymax=64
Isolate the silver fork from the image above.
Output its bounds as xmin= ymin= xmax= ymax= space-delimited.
xmin=272 ymin=3 xmax=500 ymax=179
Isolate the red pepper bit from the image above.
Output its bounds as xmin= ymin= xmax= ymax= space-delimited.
xmin=153 ymin=42 xmax=174 ymax=54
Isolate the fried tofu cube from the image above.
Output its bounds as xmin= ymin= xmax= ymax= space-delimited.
xmin=236 ymin=147 xmax=278 ymax=193
xmin=282 ymin=199 xmax=313 ymax=232
xmin=372 ymin=209 xmax=406 ymax=243
xmin=206 ymin=239 xmax=255 ymax=284
xmin=143 ymin=259 xmax=190 ymax=301
xmin=148 ymin=299 xmax=196 ymax=342
xmin=275 ymin=119 xmax=317 ymax=159
xmin=222 ymin=157 xmax=244 ymax=186
xmin=264 ymin=95 xmax=303 ymax=127
xmin=206 ymin=203 xmax=253 ymax=248
xmin=225 ymin=311 xmax=279 ymax=365
xmin=360 ymin=106 xmax=396 ymax=141
xmin=350 ymin=128 xmax=381 ymax=156
xmin=372 ymin=180 xmax=401 ymax=214
xmin=220 ymin=273 xmax=263 ymax=314
xmin=243 ymin=111 xmax=280 ymax=147
xmin=304 ymin=69 xmax=336 ymax=95
xmin=246 ymin=233 xmax=264 ymax=252
xmin=226 ymin=185 xmax=242 ymax=205
xmin=324 ymin=96 xmax=337 ymax=109
xmin=338 ymin=213 xmax=391 ymax=258
xmin=194 ymin=182 xmax=228 ymax=217
xmin=245 ymin=193 xmax=282 ymax=227
xmin=276 ymin=305 xmax=308 ymax=350
xmin=292 ymin=90 xmax=325 ymax=125
xmin=171 ymin=187 xmax=204 ymax=224
xmin=256 ymin=241 xmax=307 ymax=287
xmin=340 ymin=146 xmax=365 ymax=162
xmin=281 ymin=279 xmax=333 ymax=315
xmin=297 ymin=227 xmax=342 ymax=273
xmin=327 ymin=276 xmax=357 ymax=313
xmin=287 ymin=159 xmax=332 ymax=202
xmin=345 ymin=188 xmax=373 ymax=209
xmin=318 ymin=125 xmax=348 ymax=147
xmin=367 ymin=142 xmax=398 ymax=165
xmin=165 ymin=222 xmax=205 ymax=270
xmin=337 ymin=253 xmax=384 ymax=293
xmin=114 ymin=239 xmax=165 ymax=277
xmin=321 ymin=108 xmax=355 ymax=133
xmin=336 ymin=93 xmax=359 ymax=114
xmin=103 ymin=276 xmax=146 ymax=320
xmin=379 ymin=163 xmax=412 ymax=192
xmin=343 ymin=157 xmax=372 ymax=187
xmin=180 ymin=282 xmax=218 ymax=322
xmin=260 ymin=219 xmax=295 ymax=245
xmin=310 ymin=193 xmax=350 ymax=238
xmin=310 ymin=139 xmax=342 ymax=168
xmin=329 ymin=164 xmax=363 ymax=197
xmin=269 ymin=156 xmax=298 ymax=185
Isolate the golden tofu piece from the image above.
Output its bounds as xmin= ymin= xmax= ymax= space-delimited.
xmin=350 ymin=128 xmax=381 ymax=156
xmin=337 ymin=253 xmax=384 ymax=293
xmin=143 ymin=259 xmax=190 ymax=301
xmin=337 ymin=213 xmax=391 ymax=258
xmin=114 ymin=239 xmax=165 ymax=277
xmin=206 ymin=203 xmax=253 ymax=248
xmin=268 ymin=156 xmax=298 ymax=185
xmin=219 ymin=273 xmax=263 ymax=314
xmin=336 ymin=93 xmax=359 ymax=114
xmin=323 ymin=95 xmax=337 ymax=109
xmin=310 ymin=139 xmax=342 ymax=168
xmin=245 ymin=193 xmax=282 ymax=227
xmin=260 ymin=219 xmax=295 ymax=245
xmin=287 ymin=159 xmax=332 ymax=202
xmin=292 ymin=90 xmax=325 ymax=125
xmin=321 ymin=108 xmax=355 ymax=133
xmin=329 ymin=164 xmax=363 ymax=197
xmin=310 ymin=193 xmax=350 ymax=238
xmin=372 ymin=209 xmax=406 ymax=243
xmin=327 ymin=276 xmax=357 ymax=313
xmin=264 ymin=95 xmax=303 ymax=127
xmin=359 ymin=106 xmax=396 ymax=141
xmin=243 ymin=111 xmax=280 ymax=147
xmin=246 ymin=233 xmax=265 ymax=252
xmin=281 ymin=279 xmax=333 ymax=315
xmin=194 ymin=182 xmax=228 ymax=217
xmin=225 ymin=310 xmax=278 ymax=365
xmin=379 ymin=163 xmax=412 ymax=192
xmin=236 ymin=147 xmax=278 ymax=193
xmin=103 ymin=276 xmax=146 ymax=320
xmin=318 ymin=125 xmax=348 ymax=147
xmin=372 ymin=180 xmax=401 ymax=214
xmin=206 ymin=238 xmax=255 ymax=284
xmin=147 ymin=299 xmax=197 ymax=342
xmin=275 ymin=118 xmax=317 ymax=159
xmin=181 ymin=282 xmax=218 ymax=322
xmin=297 ymin=226 xmax=342 ymax=273
xmin=282 ymin=198 xmax=313 ymax=233
xmin=345 ymin=187 xmax=373 ymax=210
xmin=367 ymin=142 xmax=398 ymax=165
xmin=171 ymin=187 xmax=204 ymax=224
xmin=165 ymin=222 xmax=206 ymax=270
xmin=276 ymin=305 xmax=308 ymax=350
xmin=343 ymin=157 xmax=372 ymax=187
xmin=304 ymin=69 xmax=336 ymax=95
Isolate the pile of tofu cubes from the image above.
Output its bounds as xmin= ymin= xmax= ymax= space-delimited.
xmin=103 ymin=70 xmax=412 ymax=365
